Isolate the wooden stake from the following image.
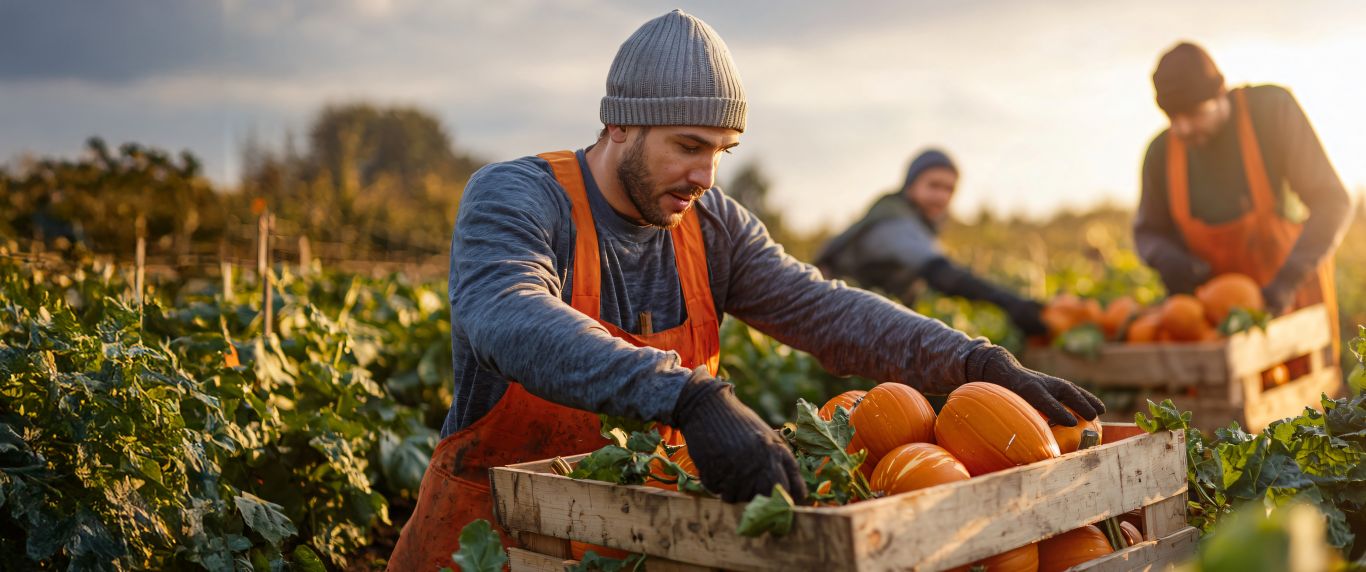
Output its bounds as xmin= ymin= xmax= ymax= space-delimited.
xmin=298 ymin=235 xmax=311 ymax=276
xmin=219 ymin=240 xmax=234 ymax=301
xmin=639 ymin=311 xmax=653 ymax=336
xmin=258 ymin=212 xmax=273 ymax=338
xmin=134 ymin=215 xmax=146 ymax=310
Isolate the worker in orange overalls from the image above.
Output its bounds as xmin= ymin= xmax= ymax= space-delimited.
xmin=388 ymin=10 xmax=1103 ymax=570
xmin=1134 ymin=42 xmax=1350 ymax=352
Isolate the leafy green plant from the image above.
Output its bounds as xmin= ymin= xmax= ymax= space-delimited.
xmin=442 ymin=519 xmax=507 ymax=572
xmin=1137 ymin=395 xmax=1366 ymax=562
xmin=0 ymin=257 xmax=447 ymax=569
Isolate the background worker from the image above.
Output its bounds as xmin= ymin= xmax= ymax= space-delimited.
xmin=816 ymin=149 xmax=1049 ymax=336
xmin=1133 ymin=42 xmax=1350 ymax=345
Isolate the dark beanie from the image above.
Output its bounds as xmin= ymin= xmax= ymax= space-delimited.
xmin=1152 ymin=42 xmax=1225 ymax=114
xmin=902 ymin=149 xmax=957 ymax=190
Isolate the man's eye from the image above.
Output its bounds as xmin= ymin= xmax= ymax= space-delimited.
xmin=680 ymin=144 xmax=699 ymax=154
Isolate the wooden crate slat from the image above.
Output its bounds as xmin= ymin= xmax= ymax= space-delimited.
xmin=492 ymin=425 xmax=1186 ymax=572
xmin=1021 ymin=304 xmax=1332 ymax=387
xmin=1067 ymin=526 xmax=1200 ymax=572
xmin=492 ymin=463 xmax=858 ymax=571
xmin=508 ymin=547 xmax=724 ymax=572
xmin=509 ymin=547 xmax=571 ymax=572
xmin=1022 ymin=343 xmax=1226 ymax=387
xmin=1142 ymin=495 xmax=1190 ymax=538
xmin=1223 ymin=305 xmax=1332 ymax=377
xmin=845 ymin=430 xmax=1186 ymax=571
xmin=1242 ymin=366 xmax=1343 ymax=432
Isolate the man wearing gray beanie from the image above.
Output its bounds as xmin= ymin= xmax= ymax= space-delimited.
xmin=816 ymin=149 xmax=1048 ymax=337
xmin=390 ymin=11 xmax=1101 ymax=568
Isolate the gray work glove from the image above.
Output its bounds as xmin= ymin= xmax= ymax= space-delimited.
xmin=966 ymin=345 xmax=1105 ymax=426
xmin=671 ymin=370 xmax=807 ymax=503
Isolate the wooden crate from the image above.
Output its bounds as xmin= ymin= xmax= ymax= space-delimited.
xmin=1022 ymin=304 xmax=1343 ymax=432
xmin=492 ymin=424 xmax=1196 ymax=572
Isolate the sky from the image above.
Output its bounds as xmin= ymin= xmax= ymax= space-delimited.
xmin=3 ymin=0 xmax=1364 ymax=233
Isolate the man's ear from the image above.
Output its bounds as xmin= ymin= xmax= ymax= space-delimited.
xmin=606 ymin=125 xmax=630 ymax=144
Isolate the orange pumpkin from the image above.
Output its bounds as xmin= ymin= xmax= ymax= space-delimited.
xmin=1159 ymin=294 xmax=1207 ymax=342
xmin=1042 ymin=294 xmax=1101 ymax=337
xmin=1126 ymin=312 xmax=1162 ymax=343
xmin=1119 ymin=521 xmax=1144 ymax=547
xmin=1196 ymin=273 xmax=1264 ymax=326
xmin=1119 ymin=508 xmax=1144 ymax=535
xmin=1045 ymin=405 xmax=1103 ymax=454
xmin=949 ymin=542 xmax=1039 ymax=572
xmin=819 ymin=390 xmax=867 ymax=421
xmin=646 ymin=444 xmax=696 ymax=491
xmin=850 ymin=384 xmax=936 ymax=461
xmin=1038 ymin=525 xmax=1115 ymax=572
xmin=1100 ymin=296 xmax=1139 ymax=339
xmin=870 ymin=443 xmax=970 ymax=495
xmin=934 ymin=382 xmax=1061 ymax=476
xmin=1261 ymin=364 xmax=1291 ymax=390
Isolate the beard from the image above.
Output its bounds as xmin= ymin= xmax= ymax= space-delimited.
xmin=617 ymin=136 xmax=703 ymax=229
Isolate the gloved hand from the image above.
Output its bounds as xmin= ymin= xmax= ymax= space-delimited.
xmin=671 ymin=370 xmax=806 ymax=503
xmin=1261 ymin=281 xmax=1296 ymax=316
xmin=1002 ymin=299 xmax=1048 ymax=337
xmin=966 ymin=345 xmax=1105 ymax=426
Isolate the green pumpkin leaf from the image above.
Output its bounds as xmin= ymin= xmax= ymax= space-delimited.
xmin=736 ymin=484 xmax=795 ymax=538
xmin=450 ymin=519 xmax=508 ymax=572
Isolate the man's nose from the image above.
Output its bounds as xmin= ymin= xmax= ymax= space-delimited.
xmin=687 ymin=159 xmax=717 ymax=191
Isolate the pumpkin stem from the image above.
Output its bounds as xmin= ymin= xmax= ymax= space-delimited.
xmin=550 ymin=456 xmax=574 ymax=476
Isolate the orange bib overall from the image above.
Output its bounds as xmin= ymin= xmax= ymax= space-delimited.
xmin=386 ymin=150 xmax=720 ymax=571
xmin=1167 ymin=88 xmax=1339 ymax=356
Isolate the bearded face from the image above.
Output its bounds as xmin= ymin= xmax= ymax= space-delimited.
xmin=616 ymin=132 xmax=706 ymax=229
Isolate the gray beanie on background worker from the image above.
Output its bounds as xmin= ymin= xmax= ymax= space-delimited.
xmin=600 ymin=9 xmax=747 ymax=132
xmin=903 ymin=149 xmax=958 ymax=191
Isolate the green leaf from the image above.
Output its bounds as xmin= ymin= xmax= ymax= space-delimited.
xmin=1054 ymin=323 xmax=1105 ymax=360
xmin=736 ymin=484 xmax=795 ymax=538
xmin=290 ymin=544 xmax=328 ymax=572
xmin=791 ymin=399 xmax=852 ymax=462
xmin=234 ymin=493 xmax=298 ymax=547
xmin=1134 ymin=399 xmax=1191 ymax=433
xmin=450 ymin=519 xmax=508 ymax=572
xmin=598 ymin=414 xmax=656 ymax=441
xmin=624 ymin=429 xmax=662 ymax=454
xmin=567 ymin=446 xmax=635 ymax=484
xmin=1218 ymin=307 xmax=1270 ymax=336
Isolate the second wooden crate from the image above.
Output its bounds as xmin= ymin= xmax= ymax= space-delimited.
xmin=1023 ymin=304 xmax=1342 ymax=432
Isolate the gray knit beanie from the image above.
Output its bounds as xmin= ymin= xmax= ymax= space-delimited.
xmin=601 ymin=9 xmax=747 ymax=132
xmin=903 ymin=149 xmax=957 ymax=190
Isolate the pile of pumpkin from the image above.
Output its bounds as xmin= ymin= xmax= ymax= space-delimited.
xmin=591 ymin=381 xmax=1140 ymax=570
xmin=815 ymin=382 xmax=1137 ymax=571
xmin=1040 ymin=272 xmax=1264 ymax=344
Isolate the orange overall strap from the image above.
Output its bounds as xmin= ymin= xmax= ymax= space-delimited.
xmin=539 ymin=150 xmax=604 ymax=318
xmin=669 ymin=205 xmax=721 ymax=375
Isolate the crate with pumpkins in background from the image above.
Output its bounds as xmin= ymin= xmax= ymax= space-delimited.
xmin=1021 ymin=272 xmax=1341 ymax=432
xmin=491 ymin=380 xmax=1196 ymax=571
